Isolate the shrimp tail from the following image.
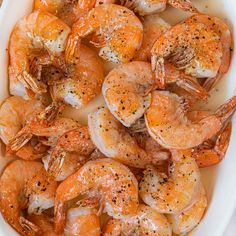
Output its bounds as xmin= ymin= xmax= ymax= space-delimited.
xmin=65 ymin=34 xmax=81 ymax=62
xmin=165 ymin=66 xmax=208 ymax=99
xmin=151 ymin=56 xmax=166 ymax=89
xmin=203 ymin=73 xmax=223 ymax=91
xmin=48 ymin=149 xmax=66 ymax=179
xmin=168 ymin=0 xmax=198 ymax=13
xmin=19 ymin=216 xmax=41 ymax=235
xmin=7 ymin=128 xmax=33 ymax=153
xmin=38 ymin=102 xmax=63 ymax=122
xmin=22 ymin=71 xmax=47 ymax=94
xmin=194 ymin=122 xmax=232 ymax=168
xmin=215 ymin=96 xmax=236 ymax=124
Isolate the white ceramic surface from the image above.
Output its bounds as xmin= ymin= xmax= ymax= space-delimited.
xmin=0 ymin=0 xmax=236 ymax=235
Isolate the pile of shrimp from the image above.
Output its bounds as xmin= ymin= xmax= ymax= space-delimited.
xmin=0 ymin=0 xmax=235 ymax=235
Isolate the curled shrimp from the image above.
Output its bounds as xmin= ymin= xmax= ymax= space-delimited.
xmin=9 ymin=11 xmax=70 ymax=99
xmin=151 ymin=14 xmax=232 ymax=90
xmin=103 ymin=61 xmax=208 ymax=127
xmin=121 ymin=0 xmax=198 ymax=15
xmin=0 ymin=96 xmax=48 ymax=160
xmin=50 ymin=44 xmax=104 ymax=109
xmin=103 ymin=204 xmax=172 ymax=236
xmin=88 ymin=106 xmax=168 ymax=168
xmin=188 ymin=111 xmax=232 ymax=168
xmin=34 ymin=0 xmax=115 ymax=25
xmin=65 ymin=202 xmax=101 ymax=236
xmin=167 ymin=184 xmax=207 ymax=235
xmin=0 ymin=160 xmax=57 ymax=236
xmin=46 ymin=127 xmax=95 ymax=180
xmin=65 ymin=4 xmax=143 ymax=63
xmin=139 ymin=150 xmax=201 ymax=214
xmin=0 ymin=96 xmax=43 ymax=145
xmin=187 ymin=14 xmax=232 ymax=91
xmin=54 ymin=158 xmax=139 ymax=233
xmin=135 ymin=15 xmax=170 ymax=62
xmin=145 ymin=91 xmax=236 ymax=149
xmin=6 ymin=102 xmax=62 ymax=155
xmin=102 ymin=62 xmax=155 ymax=127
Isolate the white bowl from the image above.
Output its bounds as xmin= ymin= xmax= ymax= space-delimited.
xmin=0 ymin=0 xmax=236 ymax=235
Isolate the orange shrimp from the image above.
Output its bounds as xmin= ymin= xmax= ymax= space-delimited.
xmin=54 ymin=158 xmax=139 ymax=233
xmin=65 ymin=4 xmax=143 ymax=63
xmin=0 ymin=160 xmax=57 ymax=236
xmin=9 ymin=11 xmax=70 ymax=99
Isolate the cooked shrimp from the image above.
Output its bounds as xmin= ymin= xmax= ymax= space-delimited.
xmin=103 ymin=61 xmax=208 ymax=128
xmin=9 ymin=11 xmax=70 ymax=99
xmin=65 ymin=4 xmax=143 ymax=63
xmin=7 ymin=102 xmax=62 ymax=154
xmin=0 ymin=96 xmax=44 ymax=145
xmin=103 ymin=204 xmax=172 ymax=236
xmin=50 ymin=44 xmax=104 ymax=109
xmin=65 ymin=203 xmax=101 ymax=236
xmin=0 ymin=160 xmax=57 ymax=235
xmin=151 ymin=14 xmax=231 ymax=90
xmin=145 ymin=91 xmax=236 ymax=149
xmin=135 ymin=15 xmax=170 ymax=62
xmin=167 ymin=184 xmax=207 ymax=235
xmin=0 ymin=96 xmax=48 ymax=160
xmin=139 ymin=150 xmax=201 ymax=214
xmin=34 ymin=0 xmax=115 ymax=25
xmin=46 ymin=127 xmax=95 ymax=180
xmin=188 ymin=111 xmax=232 ymax=168
xmin=102 ymin=62 xmax=155 ymax=127
xmin=187 ymin=14 xmax=232 ymax=91
xmin=121 ymin=0 xmax=197 ymax=15
xmin=88 ymin=106 xmax=168 ymax=168
xmin=54 ymin=158 xmax=139 ymax=233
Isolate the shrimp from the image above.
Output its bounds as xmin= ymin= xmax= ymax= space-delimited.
xmin=50 ymin=44 xmax=104 ymax=109
xmin=0 ymin=160 xmax=57 ymax=236
xmin=34 ymin=0 xmax=115 ymax=25
xmin=9 ymin=11 xmax=70 ymax=99
xmin=151 ymin=14 xmax=232 ymax=90
xmin=102 ymin=62 xmax=155 ymax=127
xmin=54 ymin=158 xmax=139 ymax=233
xmin=188 ymin=14 xmax=232 ymax=91
xmin=135 ymin=15 xmax=170 ymax=62
xmin=103 ymin=204 xmax=172 ymax=236
xmin=0 ymin=96 xmax=48 ymax=160
xmin=65 ymin=202 xmax=101 ymax=236
xmin=188 ymin=111 xmax=232 ymax=168
xmin=103 ymin=61 xmax=208 ymax=127
xmin=139 ymin=150 xmax=201 ymax=214
xmin=65 ymin=4 xmax=143 ymax=63
xmin=167 ymin=184 xmax=207 ymax=235
xmin=0 ymin=96 xmax=44 ymax=145
xmin=120 ymin=0 xmax=197 ymax=15
xmin=46 ymin=127 xmax=95 ymax=180
xmin=6 ymin=102 xmax=62 ymax=155
xmin=145 ymin=91 xmax=236 ymax=149
xmin=88 ymin=106 xmax=167 ymax=168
